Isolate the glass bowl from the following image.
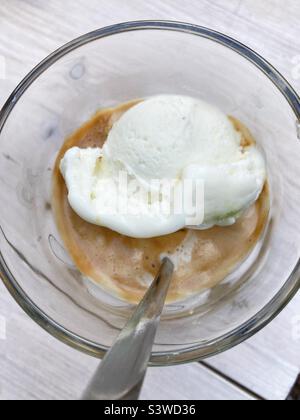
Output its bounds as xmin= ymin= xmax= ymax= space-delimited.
xmin=0 ymin=21 xmax=300 ymax=365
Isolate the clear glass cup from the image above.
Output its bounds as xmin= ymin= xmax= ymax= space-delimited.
xmin=0 ymin=21 xmax=299 ymax=365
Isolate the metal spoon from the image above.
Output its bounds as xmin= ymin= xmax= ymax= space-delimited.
xmin=81 ymin=257 xmax=174 ymax=400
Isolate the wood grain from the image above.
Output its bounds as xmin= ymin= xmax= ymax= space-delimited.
xmin=0 ymin=0 xmax=299 ymax=401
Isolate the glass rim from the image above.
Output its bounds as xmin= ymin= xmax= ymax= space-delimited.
xmin=0 ymin=20 xmax=299 ymax=365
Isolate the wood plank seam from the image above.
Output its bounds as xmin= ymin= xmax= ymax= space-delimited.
xmin=200 ymin=362 xmax=265 ymax=400
xmin=286 ymin=374 xmax=300 ymax=401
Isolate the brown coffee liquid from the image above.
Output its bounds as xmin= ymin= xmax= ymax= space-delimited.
xmin=52 ymin=100 xmax=270 ymax=303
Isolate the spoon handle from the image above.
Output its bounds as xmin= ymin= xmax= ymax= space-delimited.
xmin=81 ymin=257 xmax=174 ymax=400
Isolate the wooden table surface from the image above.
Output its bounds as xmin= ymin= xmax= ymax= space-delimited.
xmin=0 ymin=0 xmax=299 ymax=401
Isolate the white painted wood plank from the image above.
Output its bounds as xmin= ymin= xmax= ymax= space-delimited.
xmin=0 ymin=0 xmax=299 ymax=401
xmin=141 ymin=364 xmax=255 ymax=401
xmin=208 ymin=293 xmax=300 ymax=400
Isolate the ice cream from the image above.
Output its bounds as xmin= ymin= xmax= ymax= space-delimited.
xmin=60 ymin=95 xmax=266 ymax=238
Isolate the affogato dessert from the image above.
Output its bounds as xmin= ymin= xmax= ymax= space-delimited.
xmin=53 ymin=95 xmax=269 ymax=303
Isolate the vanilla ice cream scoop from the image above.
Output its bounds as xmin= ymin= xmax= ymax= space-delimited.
xmin=60 ymin=95 xmax=267 ymax=238
xmin=103 ymin=96 xmax=242 ymax=182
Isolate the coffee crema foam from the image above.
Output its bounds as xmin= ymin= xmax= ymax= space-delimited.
xmin=52 ymin=100 xmax=270 ymax=303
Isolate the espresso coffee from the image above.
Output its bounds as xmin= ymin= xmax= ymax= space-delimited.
xmin=52 ymin=100 xmax=269 ymax=303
